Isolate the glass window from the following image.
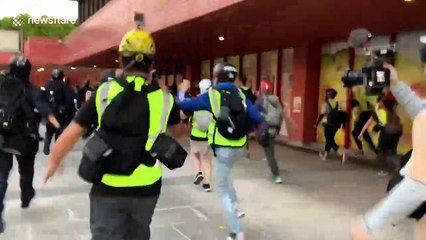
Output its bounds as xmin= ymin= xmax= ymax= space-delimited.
xmin=261 ymin=50 xmax=278 ymax=94
xmin=242 ymin=54 xmax=257 ymax=91
xmin=201 ymin=60 xmax=210 ymax=79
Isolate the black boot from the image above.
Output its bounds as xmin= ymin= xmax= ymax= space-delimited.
xmin=21 ymin=189 xmax=36 ymax=209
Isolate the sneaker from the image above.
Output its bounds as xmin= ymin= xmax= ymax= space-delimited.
xmin=21 ymin=190 xmax=36 ymax=209
xmin=193 ymin=172 xmax=204 ymax=185
xmin=319 ymin=151 xmax=327 ymax=161
xmin=43 ymin=146 xmax=50 ymax=156
xmin=227 ymin=233 xmax=237 ymax=240
xmin=237 ymin=210 xmax=246 ymax=218
xmin=202 ymin=184 xmax=211 ymax=192
xmin=273 ymin=176 xmax=283 ymax=184
xmin=233 ymin=203 xmax=245 ymax=218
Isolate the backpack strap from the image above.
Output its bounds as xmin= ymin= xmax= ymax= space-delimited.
xmin=238 ymin=89 xmax=247 ymax=110
xmin=98 ymin=80 xmax=114 ymax=118
xmin=98 ymin=76 xmax=148 ymax=118
xmin=326 ymin=100 xmax=338 ymax=112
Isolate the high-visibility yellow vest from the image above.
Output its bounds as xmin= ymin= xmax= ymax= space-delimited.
xmin=191 ymin=111 xmax=210 ymax=139
xmin=207 ymin=88 xmax=247 ymax=147
xmin=375 ymin=105 xmax=387 ymax=126
xmin=95 ymin=76 xmax=173 ymax=188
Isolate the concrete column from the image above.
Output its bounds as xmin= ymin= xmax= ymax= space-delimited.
xmin=256 ymin=52 xmax=261 ymax=90
xmin=185 ymin=60 xmax=201 ymax=95
xmin=290 ymin=41 xmax=321 ymax=142
xmin=276 ymin=48 xmax=283 ymax=98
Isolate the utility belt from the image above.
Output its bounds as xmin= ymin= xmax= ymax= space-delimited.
xmin=78 ymin=129 xmax=187 ymax=183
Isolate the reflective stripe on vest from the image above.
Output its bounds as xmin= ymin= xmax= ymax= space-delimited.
xmin=94 ymin=76 xmax=173 ymax=188
xmin=207 ymin=88 xmax=247 ymax=147
xmin=191 ymin=127 xmax=208 ymax=138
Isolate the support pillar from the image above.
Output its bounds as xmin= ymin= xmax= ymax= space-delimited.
xmin=185 ymin=60 xmax=201 ymax=96
xmin=239 ymin=54 xmax=244 ymax=77
xmin=276 ymin=49 xmax=283 ymax=98
xmin=256 ymin=52 xmax=261 ymax=90
xmin=290 ymin=41 xmax=322 ymax=142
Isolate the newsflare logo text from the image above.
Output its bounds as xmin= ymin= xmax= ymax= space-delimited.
xmin=12 ymin=15 xmax=76 ymax=27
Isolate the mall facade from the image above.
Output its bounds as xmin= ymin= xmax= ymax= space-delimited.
xmin=1 ymin=0 xmax=426 ymax=150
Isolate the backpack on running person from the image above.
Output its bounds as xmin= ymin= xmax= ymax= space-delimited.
xmin=262 ymin=94 xmax=283 ymax=128
xmin=326 ymin=101 xmax=347 ymax=127
xmin=79 ymin=77 xmax=187 ymax=182
xmin=212 ymin=88 xmax=250 ymax=140
xmin=193 ymin=110 xmax=213 ymax=132
xmin=0 ymin=73 xmax=25 ymax=135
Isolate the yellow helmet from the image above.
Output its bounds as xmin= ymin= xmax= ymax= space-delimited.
xmin=119 ymin=29 xmax=156 ymax=62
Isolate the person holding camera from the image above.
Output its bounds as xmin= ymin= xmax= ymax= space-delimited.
xmin=351 ymin=45 xmax=426 ymax=240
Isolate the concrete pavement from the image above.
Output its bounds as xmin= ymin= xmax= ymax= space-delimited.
xmin=0 ymin=139 xmax=419 ymax=240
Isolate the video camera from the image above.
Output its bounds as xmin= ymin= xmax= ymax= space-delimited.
xmin=341 ymin=29 xmax=395 ymax=95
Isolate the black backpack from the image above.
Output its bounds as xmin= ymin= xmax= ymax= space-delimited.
xmin=79 ymin=79 xmax=153 ymax=181
xmin=83 ymin=77 xmax=186 ymax=177
xmin=214 ymin=89 xmax=250 ymax=140
xmin=0 ymin=74 xmax=25 ymax=135
xmin=326 ymin=101 xmax=347 ymax=127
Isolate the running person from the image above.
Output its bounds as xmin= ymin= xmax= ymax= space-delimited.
xmin=190 ymin=79 xmax=214 ymax=192
xmin=316 ymin=88 xmax=345 ymax=161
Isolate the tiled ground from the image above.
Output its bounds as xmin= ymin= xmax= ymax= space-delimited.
xmin=0 ymin=139 xmax=419 ymax=240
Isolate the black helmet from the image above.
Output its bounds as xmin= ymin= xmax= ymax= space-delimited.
xmin=9 ymin=55 xmax=32 ymax=79
xmin=213 ymin=63 xmax=238 ymax=82
xmin=52 ymin=69 xmax=64 ymax=80
xmin=421 ymin=45 xmax=426 ymax=63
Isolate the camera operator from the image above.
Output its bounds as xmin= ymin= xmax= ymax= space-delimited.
xmin=351 ymin=45 xmax=426 ymax=240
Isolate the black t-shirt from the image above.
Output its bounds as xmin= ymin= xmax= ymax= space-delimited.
xmin=74 ymin=88 xmax=181 ymax=198
xmin=354 ymin=110 xmax=373 ymax=129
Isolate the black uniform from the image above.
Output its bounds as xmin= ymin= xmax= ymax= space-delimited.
xmin=43 ymin=70 xmax=74 ymax=155
xmin=0 ymin=56 xmax=40 ymax=233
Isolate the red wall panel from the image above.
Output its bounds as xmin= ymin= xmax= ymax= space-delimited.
xmin=30 ymin=67 xmax=101 ymax=88
xmin=0 ymin=52 xmax=14 ymax=68
xmin=24 ymin=37 xmax=63 ymax=66
xmin=290 ymin=41 xmax=321 ymax=142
